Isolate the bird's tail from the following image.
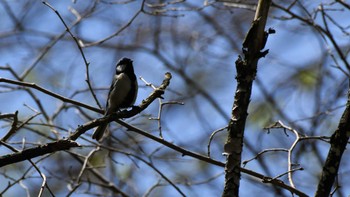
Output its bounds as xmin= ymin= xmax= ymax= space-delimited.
xmin=92 ymin=123 xmax=108 ymax=141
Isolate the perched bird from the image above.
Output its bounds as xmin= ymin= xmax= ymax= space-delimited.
xmin=92 ymin=57 xmax=138 ymax=141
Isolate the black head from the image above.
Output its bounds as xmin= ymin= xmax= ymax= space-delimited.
xmin=116 ymin=57 xmax=134 ymax=74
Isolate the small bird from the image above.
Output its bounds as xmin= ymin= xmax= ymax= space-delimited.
xmin=92 ymin=57 xmax=138 ymax=141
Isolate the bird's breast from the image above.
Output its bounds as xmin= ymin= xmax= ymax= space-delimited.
xmin=107 ymin=73 xmax=132 ymax=111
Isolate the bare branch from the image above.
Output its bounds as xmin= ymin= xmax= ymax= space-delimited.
xmin=0 ymin=140 xmax=80 ymax=167
xmin=42 ymin=1 xmax=102 ymax=109
xmin=315 ymin=90 xmax=350 ymax=196
xmin=223 ymin=0 xmax=272 ymax=196
xmin=82 ymin=0 xmax=146 ymax=47
xmin=0 ymin=77 xmax=102 ymax=113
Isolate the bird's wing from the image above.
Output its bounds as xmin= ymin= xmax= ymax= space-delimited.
xmin=105 ymin=73 xmax=131 ymax=114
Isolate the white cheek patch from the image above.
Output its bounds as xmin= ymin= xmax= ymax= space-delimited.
xmin=117 ymin=64 xmax=126 ymax=73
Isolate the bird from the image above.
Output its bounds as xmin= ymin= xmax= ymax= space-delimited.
xmin=92 ymin=57 xmax=138 ymax=141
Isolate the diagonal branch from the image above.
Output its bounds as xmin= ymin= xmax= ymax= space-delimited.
xmin=0 ymin=72 xmax=172 ymax=167
xmin=42 ymin=1 xmax=102 ymax=109
xmin=0 ymin=77 xmax=102 ymax=113
xmin=0 ymin=140 xmax=79 ymax=167
xmin=315 ymin=89 xmax=350 ymax=196
xmin=0 ymin=71 xmax=307 ymax=196
xmin=82 ymin=0 xmax=146 ymax=47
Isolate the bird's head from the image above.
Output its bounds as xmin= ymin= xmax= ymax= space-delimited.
xmin=116 ymin=57 xmax=134 ymax=74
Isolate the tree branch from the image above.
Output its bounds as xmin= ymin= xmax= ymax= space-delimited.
xmin=0 ymin=140 xmax=79 ymax=167
xmin=315 ymin=89 xmax=350 ymax=196
xmin=42 ymin=1 xmax=102 ymax=109
xmin=0 ymin=77 xmax=102 ymax=113
xmin=222 ymin=0 xmax=272 ymax=196
xmin=0 ymin=72 xmax=172 ymax=167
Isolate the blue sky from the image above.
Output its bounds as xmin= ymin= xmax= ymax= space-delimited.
xmin=1 ymin=1 xmax=350 ymax=196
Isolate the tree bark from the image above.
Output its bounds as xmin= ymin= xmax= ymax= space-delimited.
xmin=222 ymin=0 xmax=271 ymax=196
xmin=315 ymin=88 xmax=350 ymax=196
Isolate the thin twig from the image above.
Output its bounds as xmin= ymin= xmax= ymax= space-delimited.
xmin=277 ymin=121 xmax=300 ymax=188
xmin=0 ymin=141 xmax=55 ymax=196
xmin=242 ymin=148 xmax=288 ymax=167
xmin=42 ymin=1 xmax=102 ymax=109
xmin=76 ymin=147 xmax=100 ymax=183
xmin=0 ymin=111 xmax=18 ymax=142
xmin=207 ymin=126 xmax=227 ymax=157
xmin=83 ymin=0 xmax=146 ymax=47
xmin=0 ymin=77 xmax=102 ymax=113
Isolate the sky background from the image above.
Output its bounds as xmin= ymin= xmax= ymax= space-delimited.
xmin=1 ymin=0 xmax=350 ymax=196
